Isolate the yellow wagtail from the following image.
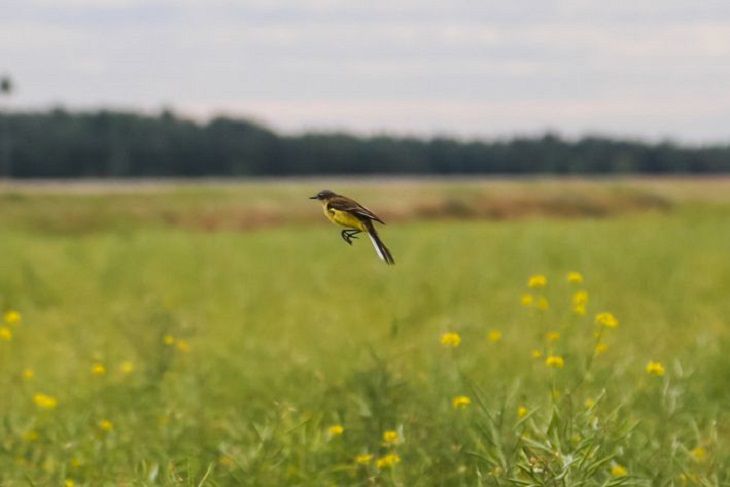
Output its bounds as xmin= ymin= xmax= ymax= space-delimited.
xmin=309 ymin=189 xmax=395 ymax=265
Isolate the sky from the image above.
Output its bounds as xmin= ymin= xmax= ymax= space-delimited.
xmin=2 ymin=0 xmax=730 ymax=142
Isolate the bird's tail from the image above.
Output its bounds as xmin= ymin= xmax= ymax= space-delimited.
xmin=365 ymin=221 xmax=395 ymax=265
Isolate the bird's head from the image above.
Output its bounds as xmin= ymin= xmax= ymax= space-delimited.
xmin=309 ymin=189 xmax=337 ymax=201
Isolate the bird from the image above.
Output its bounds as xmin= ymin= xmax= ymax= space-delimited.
xmin=309 ymin=189 xmax=395 ymax=265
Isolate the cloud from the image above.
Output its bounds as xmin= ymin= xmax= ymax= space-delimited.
xmin=3 ymin=0 xmax=730 ymax=141
xmin=179 ymin=93 xmax=730 ymax=142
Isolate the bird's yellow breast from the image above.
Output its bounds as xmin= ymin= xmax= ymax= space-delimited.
xmin=323 ymin=205 xmax=367 ymax=231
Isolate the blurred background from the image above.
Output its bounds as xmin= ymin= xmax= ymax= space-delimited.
xmin=1 ymin=0 xmax=730 ymax=178
xmin=2 ymin=2 xmax=730 ymax=484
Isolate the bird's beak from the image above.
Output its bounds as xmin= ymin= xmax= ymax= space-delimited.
xmin=309 ymin=195 xmax=318 ymax=199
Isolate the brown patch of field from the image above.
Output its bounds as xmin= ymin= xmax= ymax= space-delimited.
xmin=412 ymin=189 xmax=672 ymax=220
xmin=1 ymin=176 xmax=728 ymax=234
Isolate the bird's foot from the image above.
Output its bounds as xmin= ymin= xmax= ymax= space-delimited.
xmin=340 ymin=230 xmax=360 ymax=245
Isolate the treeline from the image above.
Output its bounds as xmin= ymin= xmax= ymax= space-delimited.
xmin=0 ymin=108 xmax=728 ymax=177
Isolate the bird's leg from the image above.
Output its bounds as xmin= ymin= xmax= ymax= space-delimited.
xmin=340 ymin=229 xmax=361 ymax=245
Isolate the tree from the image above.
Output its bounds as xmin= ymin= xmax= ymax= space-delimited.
xmin=0 ymin=74 xmax=13 ymax=178
xmin=0 ymin=106 xmax=728 ymax=177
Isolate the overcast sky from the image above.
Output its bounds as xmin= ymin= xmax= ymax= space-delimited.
xmin=2 ymin=0 xmax=730 ymax=142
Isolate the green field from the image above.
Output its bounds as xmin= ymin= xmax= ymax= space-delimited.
xmin=1 ymin=178 xmax=729 ymax=485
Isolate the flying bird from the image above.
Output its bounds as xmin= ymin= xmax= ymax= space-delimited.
xmin=309 ymin=190 xmax=395 ymax=265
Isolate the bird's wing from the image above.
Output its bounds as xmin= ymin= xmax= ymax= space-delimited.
xmin=328 ymin=197 xmax=386 ymax=224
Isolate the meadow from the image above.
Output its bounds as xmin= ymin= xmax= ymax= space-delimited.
xmin=0 ymin=178 xmax=729 ymax=485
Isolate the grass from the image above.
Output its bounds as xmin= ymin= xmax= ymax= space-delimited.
xmin=0 ymin=178 xmax=729 ymax=485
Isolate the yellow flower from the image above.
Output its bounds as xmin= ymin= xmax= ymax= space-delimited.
xmin=545 ymin=355 xmax=564 ymax=368
xmin=163 ymin=335 xmax=176 ymax=346
xmin=98 ymin=419 xmax=113 ymax=432
xmin=572 ymin=291 xmax=588 ymax=315
xmin=536 ymin=297 xmax=550 ymax=311
xmin=21 ymin=368 xmax=34 ymax=381
xmin=65 ymin=480 xmax=75 ymax=487
xmin=531 ymin=349 xmax=542 ymax=359
xmin=566 ymin=272 xmax=583 ymax=284
xmin=487 ymin=329 xmax=502 ymax=343
xmin=119 ymin=361 xmax=135 ymax=375
xmin=355 ymin=453 xmax=373 ymax=465
xmin=33 ymin=392 xmax=58 ymax=410
xmin=451 ymin=395 xmax=471 ymax=409
xmin=328 ymin=424 xmax=344 ymax=437
xmin=517 ymin=405 xmax=528 ymax=418
xmin=573 ymin=290 xmax=588 ymax=304
xmin=521 ymin=294 xmax=534 ymax=307
xmin=440 ymin=332 xmax=461 ymax=348
xmin=376 ymin=453 xmax=401 ymax=469
xmin=594 ymin=343 xmax=608 ymax=355
xmin=91 ymin=363 xmax=106 ymax=376
xmin=22 ymin=430 xmax=39 ymax=442
xmin=611 ymin=464 xmax=628 ymax=477
xmin=646 ymin=361 xmax=665 ymax=376
xmin=584 ymin=398 xmax=596 ymax=409
xmin=527 ymin=275 xmax=547 ymax=288
xmin=595 ymin=312 xmax=619 ymax=328
xmin=0 ymin=327 xmax=12 ymax=341
xmin=4 ymin=310 xmax=21 ymax=325
xmin=546 ymin=331 xmax=560 ymax=342
xmin=382 ymin=430 xmax=400 ymax=446
xmin=690 ymin=447 xmax=706 ymax=462
xmin=176 ymin=339 xmax=190 ymax=353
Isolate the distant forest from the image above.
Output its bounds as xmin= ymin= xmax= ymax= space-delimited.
xmin=0 ymin=108 xmax=728 ymax=177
